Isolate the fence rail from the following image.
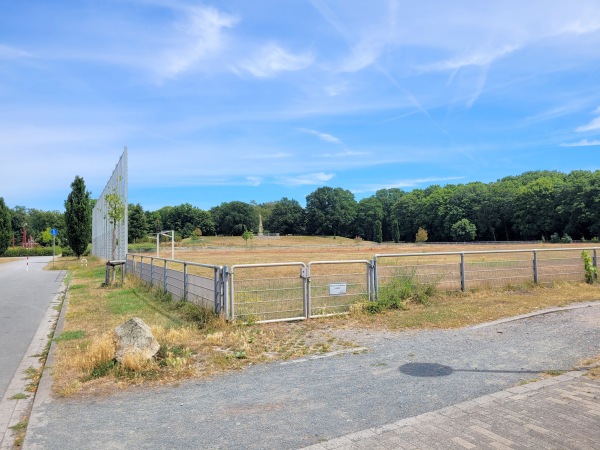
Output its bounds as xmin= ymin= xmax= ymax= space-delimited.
xmin=126 ymin=247 xmax=598 ymax=324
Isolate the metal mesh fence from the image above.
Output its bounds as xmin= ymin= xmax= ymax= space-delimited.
xmin=465 ymin=252 xmax=534 ymax=289
xmin=126 ymin=255 xmax=223 ymax=311
xmin=92 ymin=148 xmax=128 ymax=261
xmin=537 ymin=250 xmax=585 ymax=284
xmin=375 ymin=248 xmax=597 ymax=293
xmin=126 ymin=247 xmax=597 ymax=323
xmin=376 ymin=254 xmax=461 ymax=291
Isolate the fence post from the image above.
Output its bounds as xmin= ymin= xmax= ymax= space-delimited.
xmin=373 ymin=257 xmax=378 ymax=301
xmin=222 ymin=266 xmax=229 ymax=319
xmin=228 ymin=267 xmax=234 ymax=321
xmin=183 ymin=262 xmax=188 ymax=302
xmin=150 ymin=257 xmax=154 ymax=287
xmin=594 ymin=249 xmax=598 ymax=281
xmin=302 ymin=265 xmax=310 ymax=319
xmin=366 ymin=261 xmax=372 ymax=302
xmin=213 ymin=268 xmax=219 ymax=315
xmin=163 ymin=259 xmax=167 ymax=294
xmin=460 ymin=253 xmax=466 ymax=292
xmin=140 ymin=256 xmax=144 ymax=279
xmin=533 ymin=251 xmax=538 ymax=284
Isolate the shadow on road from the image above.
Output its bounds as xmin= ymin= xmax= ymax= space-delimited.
xmin=399 ymin=362 xmax=558 ymax=377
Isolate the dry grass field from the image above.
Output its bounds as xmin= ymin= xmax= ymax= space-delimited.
xmin=150 ymin=236 xmax=599 ymax=267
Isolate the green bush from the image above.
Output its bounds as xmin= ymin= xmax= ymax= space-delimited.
xmin=128 ymin=243 xmax=155 ymax=253
xmin=62 ymin=243 xmax=91 ymax=257
xmin=2 ymin=246 xmax=63 ymax=257
xmin=365 ymin=271 xmax=435 ymax=313
xmin=550 ymin=232 xmax=573 ymax=244
xmin=582 ymin=250 xmax=598 ymax=284
xmin=560 ymin=233 xmax=573 ymax=244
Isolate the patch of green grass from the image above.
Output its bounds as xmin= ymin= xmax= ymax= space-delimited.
xmin=9 ymin=393 xmax=29 ymax=400
xmin=87 ymin=359 xmax=117 ymax=380
xmin=69 ymin=284 xmax=87 ymax=291
xmin=542 ymin=370 xmax=565 ymax=377
xmin=9 ymin=417 xmax=28 ymax=447
xmin=24 ymin=366 xmax=42 ymax=393
xmin=517 ymin=378 xmax=539 ymax=386
xmin=177 ymin=302 xmax=216 ymax=328
xmin=107 ymin=288 xmax=146 ymax=315
xmin=54 ymin=330 xmax=86 ymax=341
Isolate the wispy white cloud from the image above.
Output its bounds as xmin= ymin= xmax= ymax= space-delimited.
xmin=0 ymin=44 xmax=31 ymax=59
xmin=421 ymin=46 xmax=518 ymax=73
xmin=276 ymin=172 xmax=335 ymax=186
xmin=523 ymin=100 xmax=591 ymax=125
xmin=243 ymin=152 xmax=293 ymax=159
xmin=575 ymin=108 xmax=600 ymax=132
xmin=353 ymin=176 xmax=466 ymax=194
xmin=158 ymin=6 xmax=238 ymax=79
xmin=560 ymin=139 xmax=600 ymax=147
xmin=237 ymin=43 xmax=313 ymax=78
xmin=301 ymin=128 xmax=342 ymax=144
xmin=560 ymin=20 xmax=600 ymax=35
xmin=246 ymin=176 xmax=262 ymax=186
xmin=324 ymin=81 xmax=350 ymax=97
xmin=319 ymin=150 xmax=370 ymax=157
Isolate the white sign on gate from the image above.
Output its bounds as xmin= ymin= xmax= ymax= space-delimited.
xmin=329 ymin=283 xmax=347 ymax=295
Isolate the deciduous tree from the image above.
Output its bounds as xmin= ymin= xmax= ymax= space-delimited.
xmin=305 ymin=187 xmax=357 ymax=237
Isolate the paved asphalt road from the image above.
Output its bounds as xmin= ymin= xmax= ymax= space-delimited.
xmin=25 ymin=302 xmax=600 ymax=449
xmin=0 ymin=257 xmax=66 ymax=400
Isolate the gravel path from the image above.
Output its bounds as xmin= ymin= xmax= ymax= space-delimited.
xmin=26 ymin=303 xmax=600 ymax=450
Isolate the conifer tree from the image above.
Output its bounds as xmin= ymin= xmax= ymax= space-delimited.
xmin=64 ymin=176 xmax=91 ymax=258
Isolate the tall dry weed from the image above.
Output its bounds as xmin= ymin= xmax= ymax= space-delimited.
xmin=69 ymin=332 xmax=115 ymax=372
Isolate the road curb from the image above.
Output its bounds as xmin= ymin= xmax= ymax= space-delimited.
xmin=0 ymin=276 xmax=67 ymax=449
xmin=469 ymin=300 xmax=600 ymax=329
xmin=20 ymin=275 xmax=71 ymax=450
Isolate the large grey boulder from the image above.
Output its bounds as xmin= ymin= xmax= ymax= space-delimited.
xmin=114 ymin=317 xmax=160 ymax=362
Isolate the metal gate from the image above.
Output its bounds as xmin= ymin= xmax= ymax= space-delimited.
xmin=228 ymin=263 xmax=308 ymax=323
xmin=228 ymin=260 xmax=374 ymax=323
xmin=307 ymin=260 xmax=374 ymax=318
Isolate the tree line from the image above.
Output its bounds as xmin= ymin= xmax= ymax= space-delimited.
xmin=129 ymin=170 xmax=600 ymax=243
xmin=0 ymin=176 xmax=92 ymax=257
xmin=2 ymin=169 xmax=599 ymax=257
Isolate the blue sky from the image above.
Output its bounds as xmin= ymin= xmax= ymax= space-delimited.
xmin=1 ymin=0 xmax=600 ymax=212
